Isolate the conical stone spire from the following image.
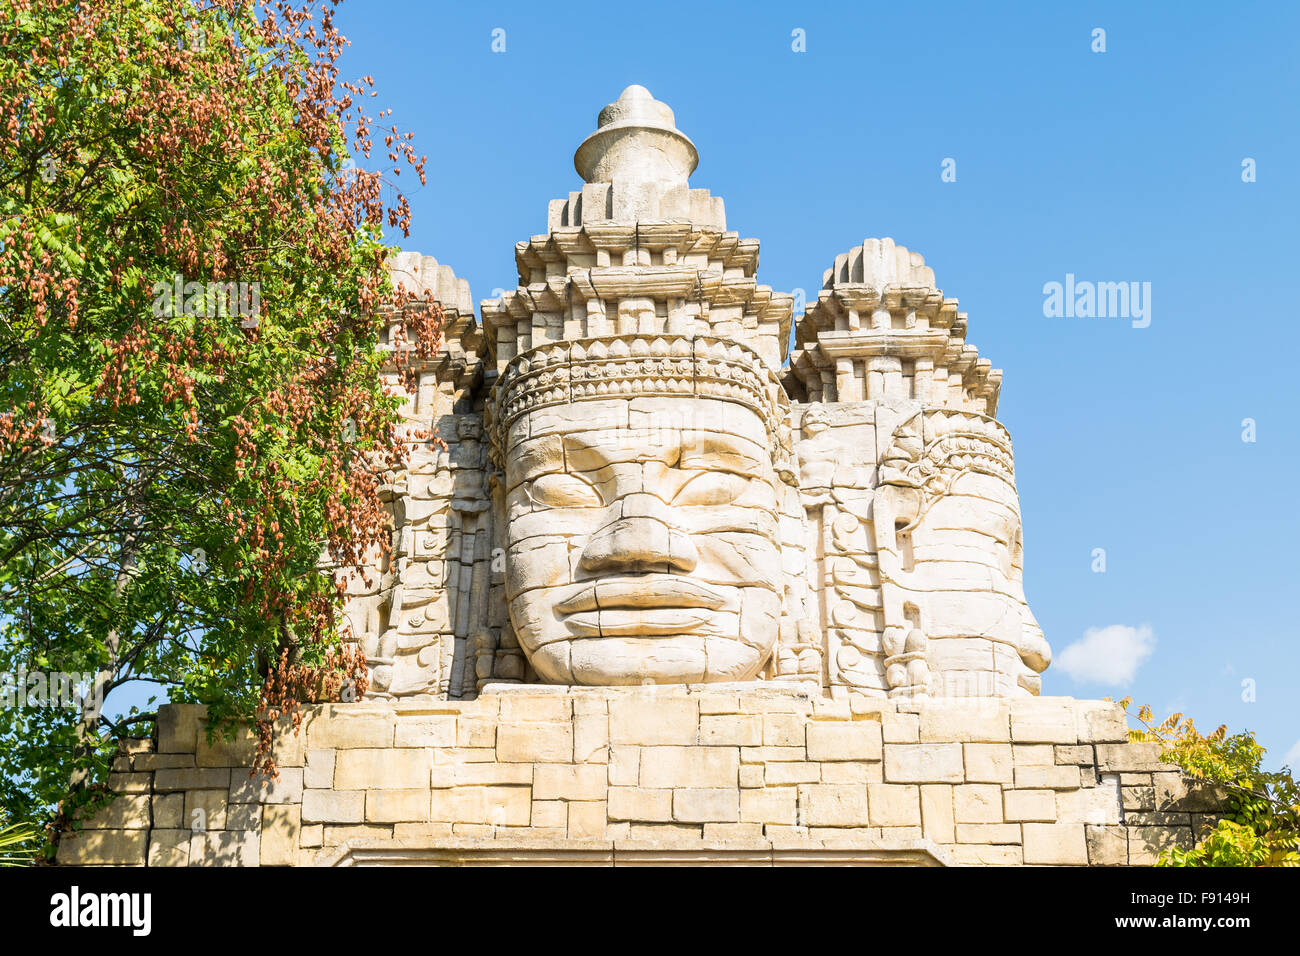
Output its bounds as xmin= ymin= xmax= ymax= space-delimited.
xmin=574 ymin=84 xmax=699 ymax=191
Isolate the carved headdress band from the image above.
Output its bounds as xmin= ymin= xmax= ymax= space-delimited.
xmin=879 ymin=409 xmax=1017 ymax=500
xmin=487 ymin=334 xmax=793 ymax=470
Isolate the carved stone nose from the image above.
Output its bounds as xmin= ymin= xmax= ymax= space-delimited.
xmin=579 ymin=494 xmax=697 ymax=575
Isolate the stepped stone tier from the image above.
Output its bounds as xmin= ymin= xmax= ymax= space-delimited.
xmin=60 ymin=87 xmax=1225 ymax=866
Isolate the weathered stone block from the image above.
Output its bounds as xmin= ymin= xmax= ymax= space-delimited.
xmin=1013 ymin=764 xmax=1081 ymax=790
xmin=452 ymin=762 xmax=533 ymax=786
xmin=867 ymin=784 xmax=921 ymax=826
xmin=1055 ymin=785 xmax=1121 ymax=825
xmin=1127 ymin=811 xmax=1193 ymax=826
xmin=1012 ymin=744 xmax=1055 ymax=766
xmin=497 ymin=723 xmax=573 ymax=762
xmin=799 ymin=784 xmax=870 ymax=826
xmin=609 ymin=746 xmax=640 ymax=786
xmin=609 ymin=697 xmax=698 ymax=745
xmin=1055 ymin=744 xmax=1094 ymax=765
xmin=882 ymin=713 xmax=919 ymax=743
xmin=107 ymin=772 xmax=151 ymax=794
xmin=457 ymin=718 xmax=497 ymax=748
xmin=366 ymin=789 xmax=431 ymax=823
xmin=1075 ymin=701 xmax=1129 ymax=743
xmin=574 ymin=714 xmax=610 ymax=762
xmin=81 ymin=794 xmax=151 ymax=830
xmin=1096 ymin=742 xmax=1175 ymax=773
xmin=58 ymin=829 xmax=147 ymax=866
xmin=950 ymin=844 xmax=1023 ymax=866
xmin=533 ymin=764 xmax=607 ymax=801
xmin=703 ymin=823 xmax=765 ymax=842
xmin=301 ymin=789 xmax=365 ymax=824
xmin=884 ymin=744 xmax=964 ymax=783
xmin=1122 ymin=785 xmax=1155 ymax=811
xmin=226 ymin=802 xmax=263 ymax=830
xmin=1086 ymin=824 xmax=1128 ymax=865
xmin=920 ymin=784 xmax=955 ymax=843
xmin=955 ymin=823 xmax=1021 ymax=844
xmin=806 ymin=721 xmax=882 ymax=760
xmin=1154 ymin=772 xmax=1229 ymax=812
xmin=229 ymin=767 xmax=303 ymax=805
xmin=763 ymin=713 xmax=805 ymax=747
xmin=260 ymin=804 xmax=301 ymax=866
xmin=195 ymin=724 xmax=257 ymax=767
xmin=531 ymin=800 xmax=568 ymax=829
xmin=740 ymin=746 xmax=805 ymax=763
xmin=963 ymin=743 xmax=1013 ymax=783
xmin=323 ymin=824 xmax=393 ymax=845
xmin=189 ymin=830 xmax=259 ymax=867
xmin=429 ymin=785 xmax=531 ymax=826
xmin=953 ymin=784 xmax=1003 ymax=824
xmin=696 ymin=693 xmax=741 ymax=715
xmin=1010 ymin=699 xmax=1077 ymax=744
xmin=608 ymin=787 xmax=674 ymax=822
xmin=698 ymin=714 xmax=761 ymax=746
xmin=1022 ymin=823 xmax=1087 ymax=864
xmin=304 ymin=750 xmax=335 ymax=790
xmin=147 ymin=829 xmax=190 ymax=867
xmin=152 ymin=793 xmax=184 ymax=829
xmin=154 ymin=768 xmax=231 ymax=792
xmin=499 ymin=694 xmax=571 ymax=723
xmin=308 ymin=711 xmax=395 ymax=750
xmin=184 ymin=790 xmax=228 ymax=831
xmin=1003 ymin=789 xmax=1056 ymax=822
xmin=918 ymin=700 xmax=1009 ymax=743
xmin=639 ymin=746 xmax=738 ymax=789
xmin=1128 ymin=826 xmax=1193 ymax=865
xmin=821 ymin=762 xmax=881 ymax=784
xmin=334 ymin=748 xmax=432 ymax=790
xmin=673 ymin=788 xmax=739 ymax=823
xmin=132 ymin=753 xmax=195 ymax=771
xmin=157 ymin=704 xmax=206 ymax=753
xmin=567 ymin=801 xmax=607 ymax=838
xmin=394 ymin=715 xmax=456 ymax=747
xmin=270 ymin=716 xmax=307 ymax=768
xmin=739 ymin=787 xmax=797 ymax=825
xmin=762 ymin=761 xmax=821 ymax=784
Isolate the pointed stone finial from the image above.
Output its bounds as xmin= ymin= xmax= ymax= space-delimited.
xmin=574 ymin=85 xmax=698 ymax=187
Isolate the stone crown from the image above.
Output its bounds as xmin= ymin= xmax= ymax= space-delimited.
xmin=487 ymin=333 xmax=792 ymax=469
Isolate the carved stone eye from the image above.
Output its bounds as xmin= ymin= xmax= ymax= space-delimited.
xmin=526 ymin=473 xmax=602 ymax=508
xmin=672 ymin=471 xmax=750 ymax=507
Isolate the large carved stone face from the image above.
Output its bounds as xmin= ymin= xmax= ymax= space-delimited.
xmin=905 ymin=467 xmax=1050 ymax=696
xmin=503 ymin=396 xmax=782 ymax=685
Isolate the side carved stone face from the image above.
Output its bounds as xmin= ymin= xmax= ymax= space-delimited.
xmin=503 ymin=396 xmax=782 ymax=685
xmin=905 ymin=467 xmax=1050 ymax=696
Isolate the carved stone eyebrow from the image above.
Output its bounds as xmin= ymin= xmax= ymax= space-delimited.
xmin=561 ymin=428 xmax=683 ymax=472
xmin=678 ymin=431 xmax=766 ymax=477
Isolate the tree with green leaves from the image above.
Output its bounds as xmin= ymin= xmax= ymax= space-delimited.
xmin=0 ymin=0 xmax=440 ymax=858
xmin=1125 ymin=702 xmax=1300 ymax=867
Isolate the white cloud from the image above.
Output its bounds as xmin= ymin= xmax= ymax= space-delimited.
xmin=1056 ymin=624 xmax=1156 ymax=686
xmin=1284 ymin=740 xmax=1300 ymax=771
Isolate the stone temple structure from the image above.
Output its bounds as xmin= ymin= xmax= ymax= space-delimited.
xmin=356 ymin=83 xmax=1049 ymax=703
xmin=59 ymin=87 xmax=1225 ymax=866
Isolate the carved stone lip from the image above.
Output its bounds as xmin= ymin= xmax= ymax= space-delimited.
xmin=563 ymin=609 xmax=718 ymax=638
xmin=555 ymin=576 xmax=730 ymax=614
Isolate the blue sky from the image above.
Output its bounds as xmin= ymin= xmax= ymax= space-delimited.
xmin=328 ymin=0 xmax=1299 ymax=768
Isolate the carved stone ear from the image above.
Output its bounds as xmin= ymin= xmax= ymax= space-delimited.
xmin=877 ymin=484 xmax=922 ymax=530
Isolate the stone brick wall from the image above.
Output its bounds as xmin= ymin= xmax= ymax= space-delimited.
xmin=57 ymin=689 xmax=1226 ymax=866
